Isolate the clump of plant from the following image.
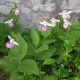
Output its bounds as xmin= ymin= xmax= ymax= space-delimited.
xmin=0 ymin=4 xmax=80 ymax=80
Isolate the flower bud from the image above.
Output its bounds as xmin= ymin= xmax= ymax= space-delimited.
xmin=8 ymin=22 xmax=14 ymax=27
xmin=41 ymin=25 xmax=48 ymax=31
xmin=14 ymin=9 xmax=20 ymax=16
xmin=6 ymin=42 xmax=14 ymax=48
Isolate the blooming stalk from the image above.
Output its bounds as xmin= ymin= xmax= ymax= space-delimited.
xmin=59 ymin=10 xmax=72 ymax=28
xmin=59 ymin=10 xmax=72 ymax=19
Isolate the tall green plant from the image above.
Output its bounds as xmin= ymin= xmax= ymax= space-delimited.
xmin=0 ymin=6 xmax=80 ymax=80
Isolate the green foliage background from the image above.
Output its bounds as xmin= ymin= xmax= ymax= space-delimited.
xmin=0 ymin=4 xmax=80 ymax=80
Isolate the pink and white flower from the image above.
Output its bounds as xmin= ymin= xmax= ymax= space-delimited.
xmin=59 ymin=10 xmax=72 ymax=19
xmin=50 ymin=18 xmax=60 ymax=27
xmin=41 ymin=25 xmax=48 ymax=31
xmin=6 ymin=35 xmax=19 ymax=48
xmin=13 ymin=8 xmax=20 ymax=16
xmin=4 ymin=19 xmax=14 ymax=27
xmin=40 ymin=21 xmax=50 ymax=31
xmin=63 ymin=19 xmax=71 ymax=28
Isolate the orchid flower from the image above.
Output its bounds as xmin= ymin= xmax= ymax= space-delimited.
xmin=13 ymin=8 xmax=20 ymax=16
xmin=50 ymin=18 xmax=60 ymax=27
xmin=59 ymin=10 xmax=72 ymax=19
xmin=40 ymin=21 xmax=50 ymax=31
xmin=6 ymin=35 xmax=19 ymax=48
xmin=63 ymin=19 xmax=71 ymax=28
xmin=4 ymin=19 xmax=14 ymax=27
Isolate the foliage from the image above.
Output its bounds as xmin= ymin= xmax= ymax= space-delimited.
xmin=0 ymin=5 xmax=80 ymax=80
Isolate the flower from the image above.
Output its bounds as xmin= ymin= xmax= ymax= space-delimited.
xmin=59 ymin=10 xmax=72 ymax=28
xmin=6 ymin=42 xmax=14 ymax=48
xmin=63 ymin=19 xmax=71 ymax=28
xmin=13 ymin=8 xmax=20 ymax=16
xmin=4 ymin=19 xmax=14 ymax=27
xmin=40 ymin=21 xmax=50 ymax=31
xmin=50 ymin=18 xmax=60 ymax=27
xmin=59 ymin=10 xmax=72 ymax=19
xmin=41 ymin=25 xmax=48 ymax=31
xmin=6 ymin=35 xmax=19 ymax=48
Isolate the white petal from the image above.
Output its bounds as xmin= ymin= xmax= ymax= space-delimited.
xmin=13 ymin=41 xmax=19 ymax=45
xmin=67 ymin=11 xmax=72 ymax=14
xmin=16 ymin=9 xmax=20 ymax=12
xmin=56 ymin=19 xmax=60 ymax=22
xmin=63 ymin=10 xmax=67 ymax=13
xmin=4 ymin=21 xmax=10 ymax=24
xmin=51 ymin=18 xmax=55 ymax=22
xmin=4 ymin=19 xmax=13 ymax=24
xmin=59 ymin=10 xmax=67 ymax=15
xmin=59 ymin=13 xmax=62 ymax=15
xmin=63 ymin=19 xmax=67 ymax=22
xmin=10 ymin=19 xmax=13 ymax=22
xmin=51 ymin=18 xmax=60 ymax=22
xmin=47 ymin=23 xmax=52 ymax=26
xmin=40 ymin=21 xmax=48 ymax=26
xmin=40 ymin=22 xmax=44 ymax=25
xmin=8 ymin=35 xmax=12 ymax=40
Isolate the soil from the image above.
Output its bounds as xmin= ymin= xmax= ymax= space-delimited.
xmin=0 ymin=69 xmax=9 ymax=80
xmin=0 ymin=53 xmax=10 ymax=80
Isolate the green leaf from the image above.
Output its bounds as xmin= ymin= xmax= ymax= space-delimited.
xmin=23 ymin=35 xmax=35 ymax=56
xmin=18 ymin=76 xmax=25 ymax=80
xmin=0 ymin=23 xmax=8 ymax=35
xmin=9 ymin=34 xmax=27 ymax=60
xmin=14 ymin=3 xmax=17 ymax=8
xmin=60 ymin=52 xmax=70 ymax=59
xmin=43 ymin=75 xmax=58 ymax=80
xmin=60 ymin=68 xmax=69 ymax=78
xmin=69 ymin=31 xmax=80 ymax=41
xmin=64 ymin=40 xmax=73 ymax=53
xmin=27 ymin=43 xmax=35 ymax=56
xmin=0 ymin=57 xmax=19 ymax=72
xmin=43 ymin=39 xmax=56 ymax=45
xmin=26 ymin=76 xmax=35 ymax=80
xmin=71 ymin=22 xmax=80 ymax=28
xmin=68 ymin=77 xmax=79 ymax=80
xmin=74 ymin=47 xmax=80 ymax=52
xmin=18 ymin=59 xmax=39 ymax=75
xmin=0 ymin=35 xmax=8 ymax=52
xmin=36 ymin=47 xmax=56 ymax=60
xmin=35 ymin=45 xmax=48 ymax=53
xmin=43 ymin=58 xmax=55 ymax=65
xmin=31 ymin=28 xmax=39 ymax=48
xmin=0 ymin=43 xmax=8 ymax=52
xmin=9 ymin=72 xmax=19 ymax=80
xmin=74 ymin=54 xmax=80 ymax=69
xmin=9 ymin=73 xmax=25 ymax=80
xmin=10 ymin=23 xmax=22 ymax=34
